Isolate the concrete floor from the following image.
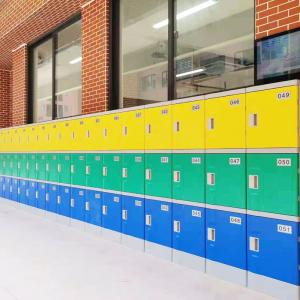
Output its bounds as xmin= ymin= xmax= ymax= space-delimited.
xmin=0 ymin=200 xmax=274 ymax=300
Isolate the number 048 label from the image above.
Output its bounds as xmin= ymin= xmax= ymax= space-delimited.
xmin=277 ymin=158 xmax=291 ymax=167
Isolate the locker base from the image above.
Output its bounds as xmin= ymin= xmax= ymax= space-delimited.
xmin=145 ymin=241 xmax=172 ymax=261
xmin=102 ymin=228 xmax=121 ymax=242
xmin=206 ymin=260 xmax=246 ymax=286
xmin=172 ymin=250 xmax=205 ymax=272
xmin=56 ymin=214 xmax=70 ymax=226
xmin=70 ymin=218 xmax=85 ymax=231
xmin=121 ymin=234 xmax=145 ymax=252
xmin=248 ymin=272 xmax=300 ymax=300
xmin=85 ymin=223 xmax=101 ymax=236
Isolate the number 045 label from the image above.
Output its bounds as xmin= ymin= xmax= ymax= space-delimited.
xmin=277 ymin=158 xmax=291 ymax=167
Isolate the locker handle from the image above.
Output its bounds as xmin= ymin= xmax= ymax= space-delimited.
xmin=122 ymin=168 xmax=128 ymax=178
xmin=36 ymin=163 xmax=39 ymax=171
xmin=86 ymin=166 xmax=90 ymax=175
xmin=145 ymin=169 xmax=152 ymax=181
xmin=249 ymin=113 xmax=258 ymax=127
xmin=249 ymin=175 xmax=259 ymax=189
xmin=46 ymin=163 xmax=49 ymax=172
xmin=17 ymin=162 xmax=21 ymax=169
xmin=174 ymin=220 xmax=181 ymax=233
xmin=207 ymin=228 xmax=216 ymax=241
xmin=26 ymin=189 xmax=29 ymax=197
xmin=57 ymin=196 xmax=61 ymax=204
xmin=103 ymin=128 xmax=108 ymax=137
xmin=71 ymin=165 xmax=74 ymax=174
xmin=86 ymin=130 xmax=90 ymax=138
xmin=85 ymin=201 xmax=90 ymax=211
xmin=36 ymin=191 xmax=39 ymax=199
xmin=173 ymin=171 xmax=181 ymax=183
xmin=208 ymin=118 xmax=214 ymax=130
xmin=102 ymin=205 xmax=107 ymax=215
xmin=9 ymin=186 xmax=12 ymax=193
xmin=146 ymin=124 xmax=151 ymax=134
xmin=146 ymin=214 xmax=152 ymax=226
xmin=70 ymin=198 xmax=75 ymax=208
xmin=103 ymin=166 xmax=108 ymax=177
xmin=122 ymin=209 xmax=128 ymax=220
xmin=46 ymin=193 xmax=49 ymax=202
xmin=17 ymin=187 xmax=20 ymax=194
xmin=123 ymin=126 xmax=128 ymax=136
xmin=26 ymin=162 xmax=29 ymax=170
xmin=174 ymin=121 xmax=180 ymax=132
xmin=58 ymin=164 xmax=61 ymax=173
xmin=207 ymin=173 xmax=215 ymax=186
xmin=249 ymin=237 xmax=260 ymax=252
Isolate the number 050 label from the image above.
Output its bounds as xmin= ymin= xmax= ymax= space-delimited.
xmin=277 ymin=158 xmax=291 ymax=167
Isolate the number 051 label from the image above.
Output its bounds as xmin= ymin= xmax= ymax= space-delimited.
xmin=277 ymin=224 xmax=292 ymax=234
xmin=277 ymin=158 xmax=291 ymax=167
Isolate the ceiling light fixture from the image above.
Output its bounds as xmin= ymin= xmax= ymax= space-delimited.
xmin=69 ymin=56 xmax=82 ymax=65
xmin=176 ymin=68 xmax=206 ymax=78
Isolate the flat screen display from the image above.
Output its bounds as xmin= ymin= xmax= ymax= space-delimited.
xmin=256 ymin=30 xmax=300 ymax=82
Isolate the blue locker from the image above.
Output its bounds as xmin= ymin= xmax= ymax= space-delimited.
xmin=4 ymin=177 xmax=11 ymax=199
xmin=248 ymin=215 xmax=300 ymax=285
xmin=37 ymin=183 xmax=46 ymax=211
xmin=122 ymin=195 xmax=144 ymax=240
xmin=19 ymin=179 xmax=28 ymax=205
xmin=46 ymin=184 xmax=58 ymax=213
xmin=11 ymin=178 xmax=19 ymax=202
xmin=102 ymin=192 xmax=122 ymax=232
xmin=173 ymin=203 xmax=205 ymax=258
xmin=28 ymin=181 xmax=37 ymax=207
xmin=70 ymin=187 xmax=86 ymax=222
xmin=85 ymin=190 xmax=102 ymax=226
xmin=0 ymin=176 xmax=4 ymax=197
xmin=57 ymin=186 xmax=71 ymax=217
xmin=206 ymin=208 xmax=247 ymax=271
xmin=145 ymin=199 xmax=172 ymax=248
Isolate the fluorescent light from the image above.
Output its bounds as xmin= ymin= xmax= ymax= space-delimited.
xmin=176 ymin=68 xmax=206 ymax=78
xmin=69 ymin=57 xmax=82 ymax=65
xmin=153 ymin=0 xmax=218 ymax=29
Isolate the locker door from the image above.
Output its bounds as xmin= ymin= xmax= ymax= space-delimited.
xmin=19 ymin=180 xmax=29 ymax=205
xmin=102 ymin=154 xmax=122 ymax=191
xmin=247 ymin=153 xmax=298 ymax=216
xmin=122 ymin=153 xmax=145 ymax=195
xmin=248 ymin=215 xmax=299 ymax=286
xmin=46 ymin=184 xmax=58 ymax=213
xmin=122 ymin=195 xmax=145 ymax=240
xmin=11 ymin=178 xmax=19 ymax=202
xmin=46 ymin=154 xmax=59 ymax=183
xmin=206 ymin=153 xmax=246 ymax=209
xmin=145 ymin=153 xmax=172 ymax=198
xmin=102 ymin=192 xmax=122 ymax=232
xmin=246 ymin=84 xmax=299 ymax=148
xmin=205 ymin=91 xmax=246 ymax=149
xmin=2 ymin=154 xmax=8 ymax=176
xmin=37 ymin=183 xmax=46 ymax=211
xmin=58 ymin=154 xmax=71 ymax=184
xmin=172 ymin=99 xmax=205 ymax=150
xmin=145 ymin=104 xmax=172 ymax=150
xmin=59 ymin=121 xmax=74 ymax=151
xmin=28 ymin=181 xmax=37 ymax=207
xmin=28 ymin=154 xmax=37 ymax=180
xmin=71 ymin=154 xmax=86 ymax=186
xmin=0 ymin=176 xmax=4 ymax=197
xmin=101 ymin=113 xmax=122 ymax=150
xmin=57 ymin=186 xmax=71 ymax=217
xmin=71 ymin=119 xmax=88 ymax=151
xmin=172 ymin=203 xmax=205 ymax=259
xmin=4 ymin=177 xmax=11 ymax=199
xmin=12 ymin=154 xmax=18 ymax=177
xmin=36 ymin=154 xmax=47 ymax=181
xmin=86 ymin=154 xmax=102 ymax=188
xmin=70 ymin=187 xmax=86 ymax=222
xmin=0 ymin=154 xmax=3 ymax=175
xmin=145 ymin=199 xmax=172 ymax=248
xmin=172 ymin=153 xmax=205 ymax=203
xmin=19 ymin=154 xmax=28 ymax=179
xmin=86 ymin=190 xmax=102 ymax=226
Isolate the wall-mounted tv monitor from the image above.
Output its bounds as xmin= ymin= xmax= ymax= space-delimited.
xmin=255 ymin=29 xmax=300 ymax=84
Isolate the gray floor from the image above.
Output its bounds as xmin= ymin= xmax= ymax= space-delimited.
xmin=0 ymin=200 xmax=274 ymax=300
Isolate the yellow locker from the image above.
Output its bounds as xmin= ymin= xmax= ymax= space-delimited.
xmin=11 ymin=129 xmax=20 ymax=152
xmin=87 ymin=115 xmax=103 ymax=151
xmin=6 ymin=129 xmax=12 ymax=152
xmin=172 ymin=98 xmax=205 ymax=150
xmin=246 ymin=83 xmax=299 ymax=149
xmin=37 ymin=124 xmax=50 ymax=152
xmin=57 ymin=120 xmax=74 ymax=151
xmin=70 ymin=118 xmax=88 ymax=151
xmin=205 ymin=90 xmax=246 ymax=149
xmin=120 ymin=107 xmax=145 ymax=150
xmin=47 ymin=122 xmax=60 ymax=151
xmin=145 ymin=103 xmax=172 ymax=150
xmin=19 ymin=127 xmax=28 ymax=152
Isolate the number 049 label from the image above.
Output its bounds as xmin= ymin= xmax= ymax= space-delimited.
xmin=277 ymin=158 xmax=291 ymax=167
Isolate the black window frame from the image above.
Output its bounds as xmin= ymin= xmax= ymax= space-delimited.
xmin=28 ymin=14 xmax=82 ymax=124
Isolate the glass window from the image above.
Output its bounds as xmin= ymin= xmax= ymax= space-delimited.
xmin=175 ymin=0 xmax=254 ymax=98
xmin=120 ymin=0 xmax=168 ymax=108
xmin=32 ymin=39 xmax=53 ymax=123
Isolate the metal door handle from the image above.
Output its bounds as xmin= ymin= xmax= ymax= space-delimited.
xmin=70 ymin=165 xmax=74 ymax=174
xmin=249 ymin=237 xmax=260 ymax=252
xmin=249 ymin=175 xmax=259 ymax=189
xmin=123 ymin=126 xmax=128 ymax=136
xmin=208 ymin=118 xmax=215 ymax=130
xmin=146 ymin=214 xmax=152 ymax=226
xmin=122 ymin=168 xmax=128 ymax=178
xmin=86 ymin=166 xmax=90 ymax=175
xmin=58 ymin=164 xmax=61 ymax=173
xmin=57 ymin=196 xmax=61 ymax=204
xmin=249 ymin=113 xmax=258 ymax=127
xmin=173 ymin=171 xmax=181 ymax=183
xmin=85 ymin=202 xmax=90 ymax=211
xmin=122 ymin=209 xmax=128 ymax=220
xmin=102 ymin=205 xmax=107 ymax=215
xmin=103 ymin=167 xmax=107 ymax=177
xmin=146 ymin=124 xmax=151 ymax=134
xmin=70 ymin=198 xmax=75 ymax=208
xmin=207 ymin=173 xmax=215 ymax=185
xmin=145 ymin=169 xmax=152 ymax=180
xmin=174 ymin=220 xmax=181 ymax=233
xmin=208 ymin=228 xmax=216 ymax=241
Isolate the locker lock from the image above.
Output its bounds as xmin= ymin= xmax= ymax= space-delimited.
xmin=173 ymin=220 xmax=181 ymax=233
xmin=122 ymin=209 xmax=128 ymax=220
xmin=145 ymin=214 xmax=152 ymax=226
xmin=207 ymin=173 xmax=215 ymax=186
xmin=249 ymin=175 xmax=259 ymax=189
xmin=145 ymin=169 xmax=152 ymax=181
xmin=249 ymin=237 xmax=260 ymax=252
xmin=207 ymin=228 xmax=216 ymax=241
xmin=173 ymin=171 xmax=181 ymax=183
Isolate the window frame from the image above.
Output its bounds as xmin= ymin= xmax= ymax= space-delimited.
xmin=28 ymin=14 xmax=82 ymax=124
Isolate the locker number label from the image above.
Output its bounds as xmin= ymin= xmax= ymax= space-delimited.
xmin=135 ymin=200 xmax=142 ymax=207
xmin=277 ymin=224 xmax=292 ymax=234
xmin=192 ymin=210 xmax=201 ymax=218
xmin=161 ymin=109 xmax=168 ymax=115
xmin=161 ymin=157 xmax=169 ymax=163
xmin=161 ymin=204 xmax=169 ymax=212
xmin=192 ymin=104 xmax=200 ymax=111
xmin=230 ymin=216 xmax=242 ymax=225
xmin=277 ymin=158 xmax=291 ymax=167
xmin=135 ymin=156 xmax=142 ymax=163
xmin=229 ymin=158 xmax=241 ymax=165
xmin=277 ymin=91 xmax=291 ymax=100
xmin=192 ymin=157 xmax=201 ymax=164
xmin=229 ymin=98 xmax=240 ymax=106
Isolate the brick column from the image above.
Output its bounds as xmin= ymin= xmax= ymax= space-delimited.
xmin=81 ymin=0 xmax=111 ymax=114
xmin=0 ymin=69 xmax=12 ymax=128
xmin=12 ymin=44 xmax=28 ymax=126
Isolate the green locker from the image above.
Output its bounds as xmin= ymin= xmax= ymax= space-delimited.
xmin=6 ymin=154 xmax=13 ymax=176
xmin=46 ymin=154 xmax=59 ymax=183
xmin=71 ymin=154 xmax=86 ymax=186
xmin=102 ymin=153 xmax=122 ymax=191
xmin=86 ymin=153 xmax=102 ymax=188
xmin=206 ymin=153 xmax=246 ymax=209
xmin=2 ymin=154 xmax=8 ymax=176
xmin=247 ymin=153 xmax=298 ymax=216
xmin=122 ymin=153 xmax=145 ymax=195
xmin=11 ymin=154 xmax=18 ymax=177
xmin=58 ymin=154 xmax=71 ymax=184
xmin=145 ymin=153 xmax=172 ymax=198
xmin=36 ymin=154 xmax=47 ymax=181
xmin=172 ymin=153 xmax=205 ymax=203
xmin=28 ymin=153 xmax=37 ymax=179
xmin=0 ymin=154 xmax=3 ymax=175
xmin=19 ymin=154 xmax=28 ymax=179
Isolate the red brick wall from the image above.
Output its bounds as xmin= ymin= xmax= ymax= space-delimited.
xmin=256 ymin=0 xmax=300 ymax=39
xmin=81 ymin=0 xmax=110 ymax=114
xmin=0 ymin=69 xmax=11 ymax=128
xmin=12 ymin=45 xmax=28 ymax=126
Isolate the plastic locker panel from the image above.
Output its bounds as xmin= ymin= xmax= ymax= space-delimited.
xmin=70 ymin=187 xmax=86 ymax=222
xmin=247 ymin=153 xmax=298 ymax=216
xmin=0 ymin=154 xmax=3 ymax=175
xmin=48 ymin=123 xmax=60 ymax=151
xmin=71 ymin=154 xmax=86 ymax=186
xmin=145 ymin=104 xmax=172 ymax=150
xmin=120 ymin=108 xmax=145 ymax=150
xmin=58 ymin=154 xmax=71 ymax=184
xmin=46 ymin=184 xmax=58 ymax=213
xmin=101 ymin=113 xmax=122 ymax=150
xmin=122 ymin=195 xmax=145 ymax=240
xmin=0 ymin=176 xmax=4 ymax=197
xmin=19 ymin=154 xmax=28 ymax=179
xmin=36 ymin=154 xmax=47 ymax=181
xmin=86 ymin=154 xmax=102 ymax=188
xmin=85 ymin=190 xmax=102 ymax=226
xmin=102 ymin=192 xmax=122 ymax=232
xmin=19 ymin=180 xmax=29 ymax=205
xmin=102 ymin=153 xmax=122 ymax=191
xmin=46 ymin=154 xmax=59 ymax=183
xmin=87 ymin=116 xmax=103 ymax=151
xmin=145 ymin=153 xmax=172 ymax=198
xmin=38 ymin=124 xmax=49 ymax=152
xmin=205 ymin=91 xmax=246 ymax=149
xmin=122 ymin=153 xmax=145 ymax=195
xmin=28 ymin=181 xmax=37 ymax=207
xmin=172 ymin=153 xmax=205 ymax=203
xmin=4 ymin=177 xmax=11 ymax=199
xmin=246 ymin=84 xmax=299 ymax=148
xmin=206 ymin=153 xmax=246 ymax=209
xmin=71 ymin=118 xmax=88 ymax=151
xmin=11 ymin=178 xmax=19 ymax=202
xmin=27 ymin=154 xmax=37 ymax=180
xmin=57 ymin=186 xmax=71 ymax=217
xmin=19 ymin=128 xmax=29 ymax=152
xmin=172 ymin=99 xmax=205 ymax=150
xmin=37 ymin=183 xmax=46 ymax=211
xmin=11 ymin=154 xmax=18 ymax=177
xmin=6 ymin=154 xmax=12 ymax=176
